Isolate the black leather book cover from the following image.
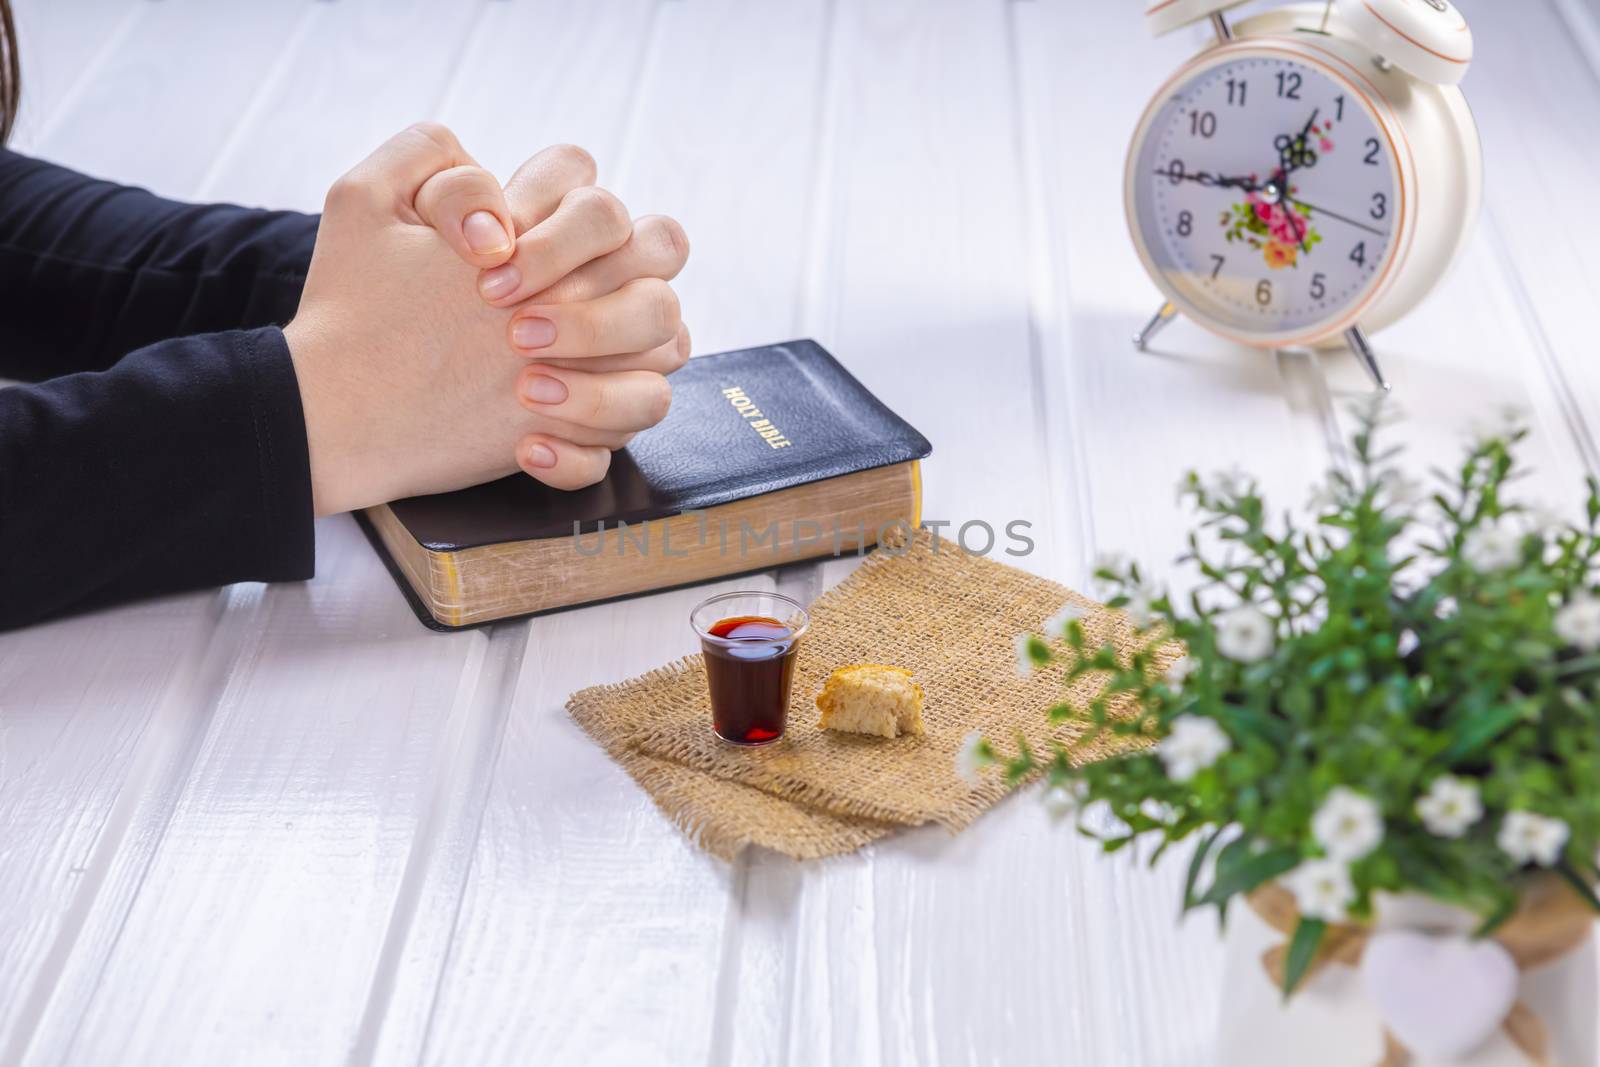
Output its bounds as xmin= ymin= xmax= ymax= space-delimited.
xmin=384 ymin=339 xmax=932 ymax=552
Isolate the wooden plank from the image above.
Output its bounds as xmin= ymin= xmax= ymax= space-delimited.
xmin=0 ymin=592 xmax=228 ymax=1061
xmin=409 ymin=2 xmax=836 ymax=1062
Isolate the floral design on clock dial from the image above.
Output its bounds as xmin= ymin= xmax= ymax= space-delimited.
xmin=1136 ymin=56 xmax=1398 ymax=334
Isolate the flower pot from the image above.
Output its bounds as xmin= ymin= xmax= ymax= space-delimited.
xmin=1214 ymin=880 xmax=1596 ymax=1067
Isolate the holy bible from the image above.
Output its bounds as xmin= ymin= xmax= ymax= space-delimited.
xmin=358 ymin=340 xmax=932 ymax=630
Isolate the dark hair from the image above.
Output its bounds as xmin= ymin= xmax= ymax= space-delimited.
xmin=0 ymin=0 xmax=17 ymax=145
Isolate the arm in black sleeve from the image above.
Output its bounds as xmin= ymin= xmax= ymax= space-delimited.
xmin=0 ymin=327 xmax=315 ymax=629
xmin=0 ymin=148 xmax=319 ymax=381
xmin=0 ymin=149 xmax=322 ymax=628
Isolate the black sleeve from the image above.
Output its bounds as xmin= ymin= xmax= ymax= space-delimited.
xmin=0 ymin=152 xmax=320 ymax=629
xmin=0 ymin=328 xmax=315 ymax=627
xmin=0 ymin=148 xmax=319 ymax=380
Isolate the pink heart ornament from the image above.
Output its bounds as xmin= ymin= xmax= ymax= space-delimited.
xmin=1360 ymin=929 xmax=1519 ymax=1061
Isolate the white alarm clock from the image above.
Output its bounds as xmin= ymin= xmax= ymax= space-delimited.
xmin=1126 ymin=0 xmax=1482 ymax=389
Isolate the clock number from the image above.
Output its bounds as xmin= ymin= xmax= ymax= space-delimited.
xmin=1210 ymin=254 xmax=1226 ymax=280
xmin=1334 ymin=95 xmax=1346 ymax=122
xmin=1364 ymin=138 xmax=1381 ymax=165
xmin=1166 ymin=158 xmax=1186 ymax=185
xmin=1371 ymin=193 xmax=1388 ymax=220
xmin=1350 ymin=242 xmax=1367 ymax=268
xmin=1310 ymin=273 xmax=1327 ymax=301
xmin=1226 ymin=78 xmax=1247 ymax=107
xmin=1177 ymin=210 xmax=1194 ymax=237
xmin=1276 ymin=71 xmax=1302 ymax=100
xmin=1189 ymin=110 xmax=1218 ymax=139
xmin=1256 ymin=279 xmax=1273 ymax=306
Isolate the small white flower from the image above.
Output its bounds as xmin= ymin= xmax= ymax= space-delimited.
xmin=1041 ymin=780 xmax=1088 ymax=823
xmin=1377 ymin=470 xmax=1425 ymax=511
xmin=955 ymin=730 xmax=990 ymax=785
xmin=1415 ymin=776 xmax=1484 ymax=839
xmin=1205 ymin=465 xmax=1252 ymax=501
xmin=1214 ymin=605 xmax=1276 ymax=664
xmin=1469 ymin=404 xmax=1530 ymax=446
xmin=1141 ymin=798 xmax=1178 ymax=826
xmin=1462 ymin=517 xmax=1524 ymax=572
xmin=1283 ymin=859 xmax=1356 ymax=923
xmin=1555 ymin=593 xmax=1600 ymax=654
xmin=1014 ymin=632 xmax=1036 ymax=678
xmin=1091 ymin=552 xmax=1134 ymax=601
xmin=1043 ymin=602 xmax=1085 ymax=640
xmin=1312 ymin=787 xmax=1385 ymax=862
xmin=1125 ymin=580 xmax=1162 ymax=630
xmin=1307 ymin=475 xmax=1344 ymax=513
xmin=1526 ymin=503 xmax=1567 ymax=537
xmin=1093 ymin=550 xmax=1131 ymax=577
xmin=1163 ymin=655 xmax=1199 ymax=689
xmin=1364 ymin=398 xmax=1406 ymax=428
xmin=1498 ymin=811 xmax=1569 ymax=867
xmin=1158 ymin=716 xmax=1231 ymax=782
xmin=1175 ymin=472 xmax=1197 ymax=502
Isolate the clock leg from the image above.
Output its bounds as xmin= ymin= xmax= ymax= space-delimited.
xmin=1133 ymin=302 xmax=1178 ymax=351
xmin=1344 ymin=325 xmax=1392 ymax=393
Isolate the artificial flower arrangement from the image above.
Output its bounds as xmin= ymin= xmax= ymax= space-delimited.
xmin=965 ymin=405 xmax=1600 ymax=1010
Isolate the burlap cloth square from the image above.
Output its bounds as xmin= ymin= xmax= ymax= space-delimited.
xmin=567 ymin=533 xmax=1158 ymax=860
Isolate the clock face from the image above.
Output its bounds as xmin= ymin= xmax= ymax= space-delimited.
xmin=1129 ymin=53 xmax=1402 ymax=340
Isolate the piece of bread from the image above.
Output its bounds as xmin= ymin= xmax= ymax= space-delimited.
xmin=816 ymin=664 xmax=926 ymax=738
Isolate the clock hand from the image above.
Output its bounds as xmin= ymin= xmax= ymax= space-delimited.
xmin=1286 ymin=202 xmax=1309 ymax=253
xmin=1283 ymin=196 xmax=1387 ymax=238
xmin=1271 ymin=108 xmax=1322 ymax=253
xmin=1150 ymin=167 xmax=1261 ymax=191
xmin=1274 ymin=108 xmax=1321 ymax=177
xmin=1291 ymin=108 xmax=1321 ymax=171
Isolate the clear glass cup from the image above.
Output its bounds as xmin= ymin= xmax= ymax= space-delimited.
xmin=689 ymin=590 xmax=810 ymax=746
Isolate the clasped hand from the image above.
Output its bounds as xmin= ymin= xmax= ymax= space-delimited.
xmin=284 ymin=123 xmax=689 ymax=516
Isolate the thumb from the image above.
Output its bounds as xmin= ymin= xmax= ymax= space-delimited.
xmin=340 ymin=122 xmax=516 ymax=269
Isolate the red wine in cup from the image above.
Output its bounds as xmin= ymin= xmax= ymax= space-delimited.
xmin=701 ymin=615 xmax=799 ymax=745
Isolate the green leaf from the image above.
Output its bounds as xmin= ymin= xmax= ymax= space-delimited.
xmin=1046 ymin=702 xmax=1076 ymax=724
xmin=1555 ymin=863 xmax=1600 ymax=914
xmin=1215 ymin=703 xmax=1292 ymax=746
xmin=1555 ymin=654 xmax=1600 ymax=679
xmin=1200 ymin=842 xmax=1300 ymax=908
xmin=1025 ymin=635 xmax=1052 ymax=668
xmin=1473 ymin=892 xmax=1519 ymax=939
xmin=1441 ymin=704 xmax=1524 ymax=763
xmin=1282 ymin=918 xmax=1326 ymax=998
xmin=1183 ymin=827 xmax=1225 ymax=913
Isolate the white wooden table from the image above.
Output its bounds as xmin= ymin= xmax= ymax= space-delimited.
xmin=3 ymin=2 xmax=1599 ymax=1064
